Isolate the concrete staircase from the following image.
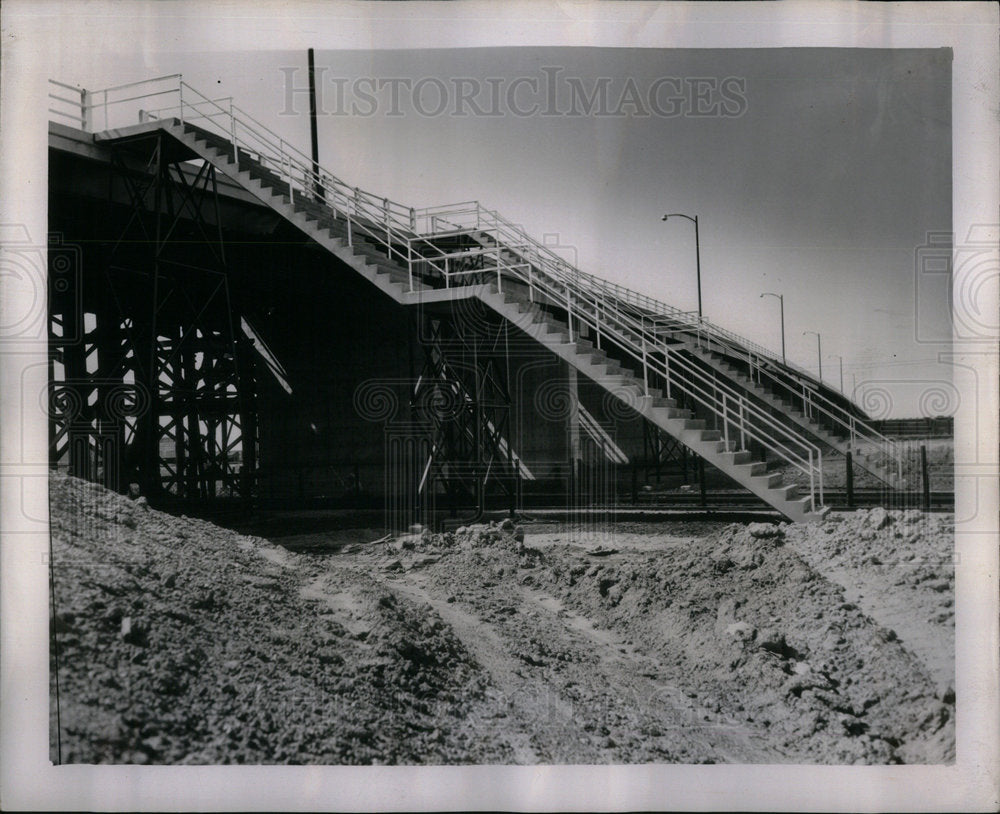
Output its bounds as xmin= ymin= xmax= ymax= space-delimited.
xmin=95 ymin=117 xmax=829 ymax=522
xmin=475 ymin=289 xmax=828 ymax=522
xmin=679 ymin=343 xmax=900 ymax=487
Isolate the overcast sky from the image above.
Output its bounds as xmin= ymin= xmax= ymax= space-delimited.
xmin=53 ymin=44 xmax=952 ymax=417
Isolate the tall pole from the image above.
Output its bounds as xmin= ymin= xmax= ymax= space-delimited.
xmin=760 ymin=292 xmax=785 ymax=365
xmin=693 ymin=215 xmax=702 ymax=322
xmin=779 ymin=293 xmax=784 ymax=365
xmin=307 ymin=48 xmax=324 ymax=201
xmin=662 ymin=213 xmax=702 ymax=321
xmin=804 ymin=330 xmax=822 ymax=381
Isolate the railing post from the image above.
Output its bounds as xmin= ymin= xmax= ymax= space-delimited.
xmin=346 ymin=212 xmax=353 ymax=247
xmin=641 ymin=335 xmax=649 ymax=397
xmin=817 ymin=451 xmax=824 ymax=506
xmin=496 ymin=245 xmax=502 ymax=293
xmin=846 ymin=450 xmax=855 ymax=508
xmin=722 ymin=394 xmax=730 ymax=449
xmin=739 ymin=399 xmax=746 ymax=451
xmin=407 ymin=240 xmax=414 ymax=293
xmin=81 ymin=89 xmax=92 ymax=131
xmin=809 ymin=451 xmax=816 ymax=512
xmin=664 ymin=347 xmax=671 ymax=398
xmin=921 ymin=444 xmax=930 ymax=511
xmin=103 ymin=89 xmax=109 ymax=130
xmin=566 ymin=287 xmax=574 ymax=342
xmin=232 ymin=101 xmax=239 ymax=163
xmin=178 ymin=82 xmax=184 ymax=125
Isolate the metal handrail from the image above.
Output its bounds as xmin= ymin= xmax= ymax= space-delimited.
xmin=412 ymin=199 xmax=902 ymax=484
xmin=52 ymin=74 xmax=835 ymax=510
xmin=681 ymin=326 xmax=903 ymax=486
xmin=402 ymin=204 xmax=825 ymax=507
xmin=471 ymin=234 xmax=827 ymax=509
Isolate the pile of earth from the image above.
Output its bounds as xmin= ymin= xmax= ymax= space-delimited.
xmin=47 ymin=473 xmax=502 ymax=764
xmin=413 ymin=518 xmax=955 ymax=764
xmin=49 ymin=472 xmax=954 ymax=765
xmin=783 ymin=507 xmax=955 ymax=693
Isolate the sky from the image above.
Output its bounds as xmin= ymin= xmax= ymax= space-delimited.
xmin=49 ymin=42 xmax=954 ymax=418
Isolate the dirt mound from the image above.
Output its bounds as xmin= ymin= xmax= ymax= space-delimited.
xmin=784 ymin=508 xmax=955 ymax=696
xmin=49 ymin=474 xmax=953 ymax=765
xmin=48 ymin=473 xmax=495 ymax=764
xmin=424 ymin=519 xmax=953 ymax=764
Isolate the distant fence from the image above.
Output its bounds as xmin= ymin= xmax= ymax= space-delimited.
xmin=871 ymin=417 xmax=953 ymax=438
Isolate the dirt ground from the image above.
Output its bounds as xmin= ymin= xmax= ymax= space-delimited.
xmin=49 ymin=473 xmax=954 ymax=765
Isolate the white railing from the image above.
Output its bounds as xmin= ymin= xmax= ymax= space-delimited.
xmin=684 ymin=328 xmax=904 ymax=487
xmin=412 ymin=200 xmax=902 ymax=488
xmin=51 ymin=74 xmax=834 ymax=512
xmin=408 ymin=205 xmax=826 ymax=509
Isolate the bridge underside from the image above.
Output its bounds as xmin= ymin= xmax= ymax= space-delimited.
xmin=51 ymin=124 xmax=739 ymax=525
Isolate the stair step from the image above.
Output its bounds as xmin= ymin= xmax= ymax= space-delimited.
xmin=720 ymin=450 xmax=752 ymax=466
xmin=753 ymin=471 xmax=784 ymax=489
xmin=634 ymin=390 xmax=674 ymax=406
xmin=772 ymin=483 xmax=800 ymax=500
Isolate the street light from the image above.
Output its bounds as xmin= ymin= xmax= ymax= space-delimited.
xmin=803 ymin=330 xmax=822 ymax=381
xmin=661 ymin=213 xmax=701 ymax=321
xmin=759 ymin=292 xmax=786 ymax=365
xmin=829 ymin=354 xmax=844 ymax=392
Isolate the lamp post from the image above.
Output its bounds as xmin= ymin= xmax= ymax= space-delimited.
xmin=759 ymin=292 xmax=786 ymax=365
xmin=661 ymin=213 xmax=701 ymax=321
xmin=803 ymin=331 xmax=822 ymax=381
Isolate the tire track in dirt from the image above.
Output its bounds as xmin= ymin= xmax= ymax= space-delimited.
xmin=515 ymin=583 xmax=783 ymax=763
xmin=379 ymin=557 xmax=783 ymax=764
xmin=384 ymin=576 xmax=541 ymax=764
